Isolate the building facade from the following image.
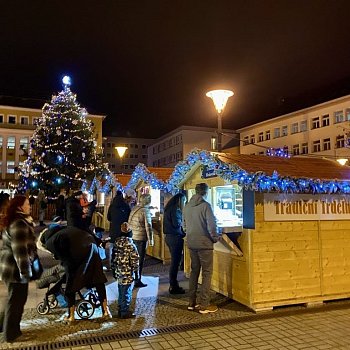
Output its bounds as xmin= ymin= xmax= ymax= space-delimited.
xmin=148 ymin=125 xmax=237 ymax=167
xmin=0 ymin=103 xmax=105 ymax=192
xmin=237 ymin=95 xmax=350 ymax=160
xmin=102 ymin=136 xmax=154 ymax=173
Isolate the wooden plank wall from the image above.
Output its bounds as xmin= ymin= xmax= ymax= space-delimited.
xmin=252 ymin=193 xmax=350 ymax=310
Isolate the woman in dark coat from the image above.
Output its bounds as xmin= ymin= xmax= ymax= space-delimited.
xmin=0 ymin=195 xmax=37 ymax=342
xmin=163 ymin=193 xmax=187 ymax=294
xmin=41 ymin=225 xmax=111 ymax=322
xmin=107 ymin=191 xmax=131 ymax=267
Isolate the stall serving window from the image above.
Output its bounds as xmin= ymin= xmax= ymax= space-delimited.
xmin=187 ymin=184 xmax=243 ymax=228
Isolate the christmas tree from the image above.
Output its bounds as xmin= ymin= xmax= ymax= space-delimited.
xmin=19 ymin=76 xmax=106 ymax=195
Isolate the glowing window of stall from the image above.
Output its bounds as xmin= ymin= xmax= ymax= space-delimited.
xmin=187 ymin=184 xmax=243 ymax=228
xmin=141 ymin=186 xmax=160 ymax=217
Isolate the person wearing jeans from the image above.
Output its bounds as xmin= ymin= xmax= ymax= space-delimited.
xmin=183 ymin=183 xmax=220 ymax=314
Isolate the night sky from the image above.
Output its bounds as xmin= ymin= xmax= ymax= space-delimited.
xmin=1 ymin=1 xmax=350 ymax=138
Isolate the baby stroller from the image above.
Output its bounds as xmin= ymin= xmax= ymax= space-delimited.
xmin=36 ymin=264 xmax=101 ymax=319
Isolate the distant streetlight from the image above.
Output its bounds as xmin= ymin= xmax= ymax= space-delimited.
xmin=115 ymin=146 xmax=128 ymax=172
xmin=206 ymin=89 xmax=234 ymax=152
xmin=337 ymin=158 xmax=348 ymax=166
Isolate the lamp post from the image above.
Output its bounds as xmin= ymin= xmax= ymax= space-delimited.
xmin=115 ymin=146 xmax=128 ymax=173
xmin=206 ymin=89 xmax=234 ymax=152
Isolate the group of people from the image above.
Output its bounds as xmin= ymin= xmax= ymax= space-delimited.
xmin=0 ymin=194 xmax=111 ymax=342
xmin=0 ymin=182 xmax=220 ymax=342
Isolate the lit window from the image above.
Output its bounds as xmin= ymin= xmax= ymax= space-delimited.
xmin=334 ymin=111 xmax=344 ymax=124
xmin=282 ymin=126 xmax=288 ymax=136
xmin=291 ymin=123 xmax=298 ymax=134
xmin=7 ymin=136 xmax=15 ymax=149
xmin=6 ymin=161 xmax=15 ymax=174
xmin=300 ymin=120 xmax=307 ymax=132
xmin=274 ymin=128 xmax=280 ymax=138
xmin=19 ymin=137 xmax=29 ymax=149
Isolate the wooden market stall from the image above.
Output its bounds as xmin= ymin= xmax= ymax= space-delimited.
xmin=126 ymin=166 xmax=174 ymax=263
xmin=180 ymin=150 xmax=350 ymax=312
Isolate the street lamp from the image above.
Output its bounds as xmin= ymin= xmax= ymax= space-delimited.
xmin=206 ymin=89 xmax=234 ymax=152
xmin=115 ymin=146 xmax=128 ymax=172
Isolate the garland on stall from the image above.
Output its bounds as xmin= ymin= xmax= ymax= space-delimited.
xmin=81 ymin=171 xmax=123 ymax=195
xmin=97 ymin=149 xmax=350 ymax=196
xmin=164 ymin=149 xmax=350 ymax=195
xmin=125 ymin=163 xmax=167 ymax=192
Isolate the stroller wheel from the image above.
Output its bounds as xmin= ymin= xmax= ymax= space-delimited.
xmin=76 ymin=300 xmax=94 ymax=319
xmin=48 ymin=295 xmax=58 ymax=309
xmin=37 ymin=301 xmax=49 ymax=315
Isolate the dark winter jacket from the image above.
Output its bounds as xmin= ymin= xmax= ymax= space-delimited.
xmin=65 ymin=196 xmax=85 ymax=230
xmin=41 ymin=225 xmax=107 ymax=293
xmin=107 ymin=196 xmax=131 ymax=242
xmin=163 ymin=206 xmax=185 ymax=237
xmin=183 ymin=194 xmax=219 ymax=250
xmin=0 ymin=213 xmax=37 ymax=283
xmin=113 ymin=236 xmax=139 ymax=285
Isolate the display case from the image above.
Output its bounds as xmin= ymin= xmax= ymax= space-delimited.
xmin=188 ymin=183 xmax=243 ymax=229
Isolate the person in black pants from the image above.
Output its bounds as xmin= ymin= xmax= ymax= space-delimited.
xmin=163 ymin=192 xmax=187 ymax=294
xmin=0 ymin=195 xmax=37 ymax=342
xmin=107 ymin=191 xmax=131 ymax=269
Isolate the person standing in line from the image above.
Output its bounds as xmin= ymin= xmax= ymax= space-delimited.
xmin=0 ymin=195 xmax=37 ymax=342
xmin=37 ymin=191 xmax=47 ymax=226
xmin=107 ymin=191 xmax=131 ymax=269
xmin=128 ymin=193 xmax=154 ymax=288
xmin=163 ymin=192 xmax=187 ymax=294
xmin=183 ymin=183 xmax=220 ymax=314
xmin=113 ymin=222 xmax=139 ymax=319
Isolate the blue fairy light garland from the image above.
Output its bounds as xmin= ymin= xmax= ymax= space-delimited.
xmin=95 ymin=149 xmax=350 ymax=196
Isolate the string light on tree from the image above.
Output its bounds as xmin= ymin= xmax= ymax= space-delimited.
xmin=17 ymin=76 xmax=107 ymax=195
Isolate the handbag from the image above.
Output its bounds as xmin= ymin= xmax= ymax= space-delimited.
xmin=30 ymin=255 xmax=44 ymax=280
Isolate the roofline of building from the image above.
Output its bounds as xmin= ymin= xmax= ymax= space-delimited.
xmin=0 ymin=104 xmax=106 ymax=119
xmin=154 ymin=125 xmax=236 ymax=142
xmin=236 ymin=94 xmax=350 ymax=132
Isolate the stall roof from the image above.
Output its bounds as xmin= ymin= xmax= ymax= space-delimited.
xmin=146 ymin=167 xmax=174 ymax=181
xmin=115 ymin=174 xmax=131 ymax=187
xmin=219 ymin=153 xmax=350 ymax=181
